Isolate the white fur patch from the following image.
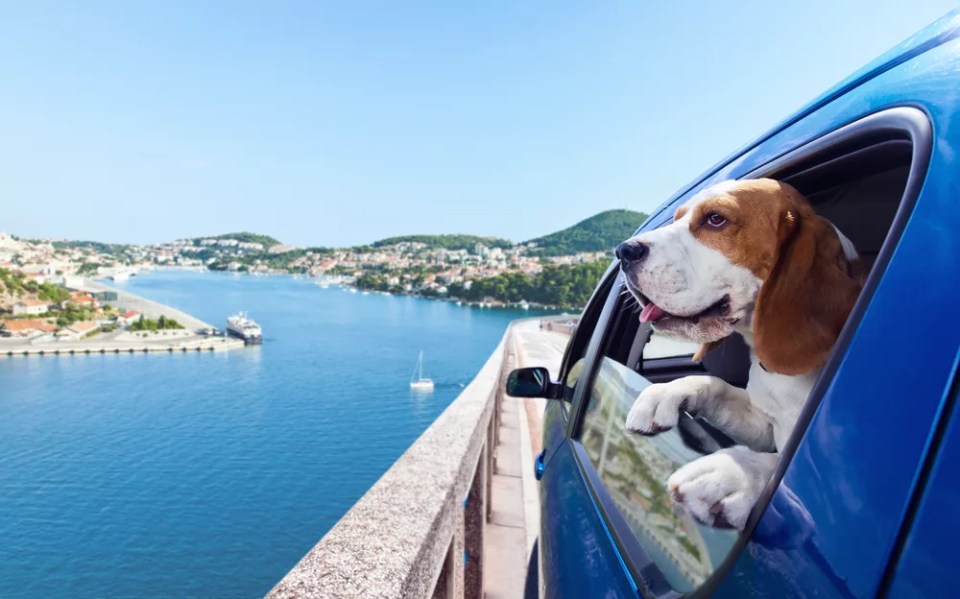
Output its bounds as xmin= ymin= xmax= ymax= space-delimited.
xmin=667 ymin=447 xmax=778 ymax=529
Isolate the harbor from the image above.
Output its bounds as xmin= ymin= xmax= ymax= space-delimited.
xmin=0 ymin=278 xmax=252 ymax=357
xmin=0 ymin=335 xmax=244 ymax=356
xmin=0 ymin=269 xmax=543 ymax=598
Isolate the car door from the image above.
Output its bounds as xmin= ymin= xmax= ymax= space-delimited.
xmin=539 ymin=97 xmax=959 ymax=598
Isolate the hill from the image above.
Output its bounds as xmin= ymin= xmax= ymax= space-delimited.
xmin=524 ymin=209 xmax=648 ymax=256
xmin=197 ymin=232 xmax=282 ymax=248
xmin=0 ymin=268 xmax=70 ymax=312
xmin=50 ymin=240 xmax=132 ymax=258
xmin=370 ymin=234 xmax=513 ymax=251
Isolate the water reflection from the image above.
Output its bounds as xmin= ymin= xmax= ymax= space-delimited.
xmin=580 ymin=358 xmax=738 ymax=592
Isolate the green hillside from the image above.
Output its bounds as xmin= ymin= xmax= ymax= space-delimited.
xmin=50 ymin=239 xmax=132 ymax=257
xmin=198 ymin=232 xmax=282 ymax=247
xmin=524 ymin=209 xmax=648 ymax=256
xmin=370 ymin=234 xmax=513 ymax=251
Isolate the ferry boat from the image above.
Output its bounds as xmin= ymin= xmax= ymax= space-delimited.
xmin=226 ymin=312 xmax=262 ymax=344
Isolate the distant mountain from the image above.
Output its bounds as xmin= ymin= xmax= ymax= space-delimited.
xmin=370 ymin=234 xmax=513 ymax=251
xmin=49 ymin=240 xmax=132 ymax=257
xmin=196 ymin=232 xmax=282 ymax=248
xmin=523 ymin=209 xmax=648 ymax=256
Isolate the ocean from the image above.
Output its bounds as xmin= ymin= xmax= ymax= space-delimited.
xmin=0 ymin=270 xmax=551 ymax=598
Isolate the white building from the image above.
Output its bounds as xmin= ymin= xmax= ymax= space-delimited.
xmin=117 ymin=310 xmax=141 ymax=327
xmin=13 ymin=299 xmax=49 ymax=316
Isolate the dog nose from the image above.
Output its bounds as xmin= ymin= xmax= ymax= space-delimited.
xmin=616 ymin=240 xmax=649 ymax=264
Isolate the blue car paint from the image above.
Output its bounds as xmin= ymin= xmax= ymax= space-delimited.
xmin=884 ymin=361 xmax=960 ymax=597
xmin=538 ymin=12 xmax=960 ymax=599
xmin=539 ymin=440 xmax=640 ymax=599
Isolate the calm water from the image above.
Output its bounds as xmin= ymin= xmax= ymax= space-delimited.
xmin=0 ymin=271 xmax=550 ymax=598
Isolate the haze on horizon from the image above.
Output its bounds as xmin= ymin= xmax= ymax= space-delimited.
xmin=3 ymin=1 xmax=956 ymax=247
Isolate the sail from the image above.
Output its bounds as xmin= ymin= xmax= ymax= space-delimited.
xmin=409 ymin=351 xmax=433 ymax=390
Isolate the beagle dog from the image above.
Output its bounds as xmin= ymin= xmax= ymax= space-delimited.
xmin=620 ymin=178 xmax=862 ymax=529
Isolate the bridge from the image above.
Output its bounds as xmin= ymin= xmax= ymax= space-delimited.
xmin=267 ymin=318 xmax=570 ymax=599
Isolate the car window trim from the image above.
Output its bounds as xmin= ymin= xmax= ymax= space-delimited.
xmin=566 ymin=274 xmax=626 ymax=439
xmin=570 ymin=439 xmax=684 ymax=599
xmin=564 ymin=105 xmax=932 ymax=598
xmin=556 ymin=263 xmax=620 ymax=405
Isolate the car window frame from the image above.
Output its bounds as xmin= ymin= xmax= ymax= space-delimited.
xmin=563 ymin=106 xmax=932 ymax=598
xmin=552 ymin=263 xmax=620 ymax=416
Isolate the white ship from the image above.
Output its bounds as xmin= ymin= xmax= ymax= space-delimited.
xmin=409 ymin=351 xmax=434 ymax=392
xmin=226 ymin=312 xmax=262 ymax=344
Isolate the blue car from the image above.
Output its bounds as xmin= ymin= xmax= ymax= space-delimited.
xmin=509 ymin=10 xmax=960 ymax=599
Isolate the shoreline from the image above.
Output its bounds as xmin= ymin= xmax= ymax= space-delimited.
xmin=152 ymin=266 xmax=582 ymax=313
xmin=0 ymin=277 xmax=245 ymax=357
xmin=84 ymin=279 xmax=215 ymax=331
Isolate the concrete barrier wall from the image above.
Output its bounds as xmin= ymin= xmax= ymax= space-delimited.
xmin=267 ymin=327 xmax=515 ymax=599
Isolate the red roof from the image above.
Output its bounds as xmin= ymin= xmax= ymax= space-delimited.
xmin=67 ymin=320 xmax=98 ymax=333
xmin=122 ymin=310 xmax=140 ymax=318
xmin=2 ymin=319 xmax=57 ymax=333
xmin=18 ymin=299 xmax=49 ymax=307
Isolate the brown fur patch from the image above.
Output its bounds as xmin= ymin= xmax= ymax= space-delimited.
xmin=687 ymin=179 xmax=806 ymax=280
xmin=689 ymin=179 xmax=862 ymax=374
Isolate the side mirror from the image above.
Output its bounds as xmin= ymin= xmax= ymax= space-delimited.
xmin=506 ymin=367 xmax=554 ymax=398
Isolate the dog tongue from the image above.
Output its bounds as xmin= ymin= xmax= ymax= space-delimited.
xmin=639 ymin=302 xmax=665 ymax=323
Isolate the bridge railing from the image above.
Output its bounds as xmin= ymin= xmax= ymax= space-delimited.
xmin=267 ymin=327 xmax=518 ymax=599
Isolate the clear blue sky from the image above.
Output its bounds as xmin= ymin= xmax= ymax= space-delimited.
xmin=2 ymin=1 xmax=957 ymax=247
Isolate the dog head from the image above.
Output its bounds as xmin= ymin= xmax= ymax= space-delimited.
xmin=618 ymin=178 xmax=862 ymax=375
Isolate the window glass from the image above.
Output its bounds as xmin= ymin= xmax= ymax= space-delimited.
xmin=557 ymin=270 xmax=617 ymax=401
xmin=564 ymin=357 xmax=586 ymax=400
xmin=643 ymin=331 xmax=700 ymax=360
xmin=579 ymin=300 xmax=737 ymax=592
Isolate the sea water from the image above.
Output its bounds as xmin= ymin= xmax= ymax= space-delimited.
xmin=0 ymin=270 xmax=551 ymax=598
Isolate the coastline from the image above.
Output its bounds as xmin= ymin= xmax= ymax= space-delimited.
xmin=0 ymin=277 xmax=245 ymax=357
xmin=156 ymin=266 xmax=582 ymax=312
xmin=84 ymin=279 xmax=215 ymax=331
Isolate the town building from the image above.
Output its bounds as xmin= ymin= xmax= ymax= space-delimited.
xmin=117 ymin=310 xmax=141 ymax=327
xmin=0 ymin=319 xmax=57 ymax=338
xmin=56 ymin=320 xmax=99 ymax=340
xmin=12 ymin=299 xmax=50 ymax=316
xmin=66 ymin=293 xmax=97 ymax=309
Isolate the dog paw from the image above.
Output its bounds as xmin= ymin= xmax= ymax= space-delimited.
xmin=625 ymin=381 xmax=694 ymax=435
xmin=666 ymin=448 xmax=774 ymax=529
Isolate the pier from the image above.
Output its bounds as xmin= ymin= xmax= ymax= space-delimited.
xmin=0 ymin=336 xmax=244 ymax=357
xmin=0 ymin=279 xmax=248 ymax=357
xmin=267 ymin=318 xmax=570 ymax=599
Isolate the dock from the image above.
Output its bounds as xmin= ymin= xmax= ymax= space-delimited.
xmin=0 ymin=336 xmax=244 ymax=357
xmin=1 ymin=279 xmax=247 ymax=357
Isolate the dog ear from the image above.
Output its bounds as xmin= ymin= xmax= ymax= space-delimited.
xmin=693 ymin=337 xmax=727 ymax=362
xmin=753 ymin=208 xmax=862 ymax=375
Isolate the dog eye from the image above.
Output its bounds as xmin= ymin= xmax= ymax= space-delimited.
xmin=705 ymin=212 xmax=727 ymax=228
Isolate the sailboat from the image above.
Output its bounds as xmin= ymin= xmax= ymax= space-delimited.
xmin=409 ymin=351 xmax=435 ymax=392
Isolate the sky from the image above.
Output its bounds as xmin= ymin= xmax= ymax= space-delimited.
xmin=2 ymin=1 xmax=958 ymax=247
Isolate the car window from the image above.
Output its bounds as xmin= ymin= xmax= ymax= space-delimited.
xmin=577 ymin=295 xmax=737 ymax=592
xmin=557 ymin=267 xmax=617 ymax=401
xmin=643 ymin=331 xmax=699 ymax=360
xmin=572 ymin=110 xmax=928 ymax=595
